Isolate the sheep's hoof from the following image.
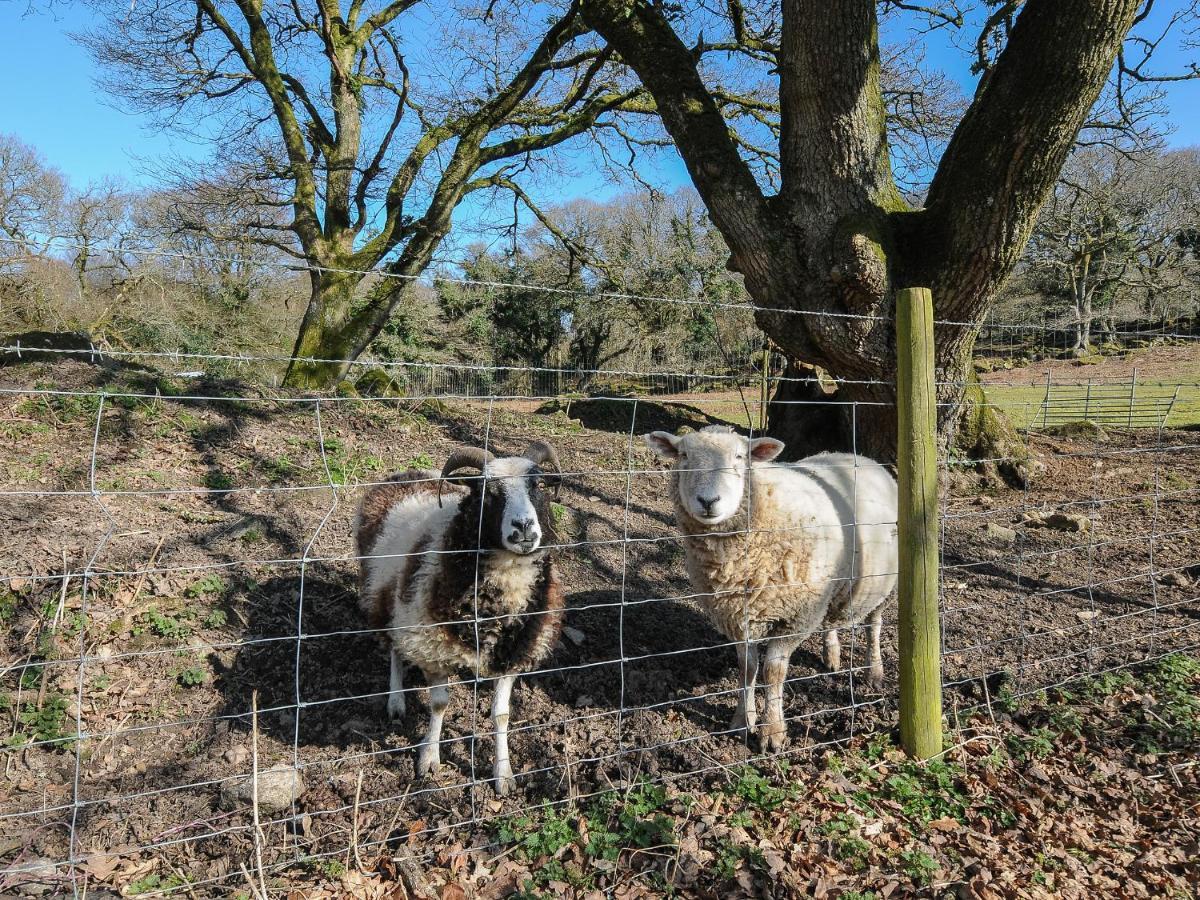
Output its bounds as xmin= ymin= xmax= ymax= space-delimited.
xmin=386 ymin=694 xmax=406 ymax=721
xmin=494 ymin=768 xmax=517 ymax=797
xmin=415 ymin=743 xmax=441 ymax=777
xmin=729 ymin=710 xmax=757 ymax=736
xmin=866 ymin=666 xmax=885 ymax=690
xmin=758 ymin=721 xmax=787 ymax=754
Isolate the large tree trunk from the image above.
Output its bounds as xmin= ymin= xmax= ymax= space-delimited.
xmin=580 ymin=0 xmax=1139 ymax=464
xmin=284 ymin=271 xmax=364 ymax=388
xmin=769 ymin=341 xmax=1025 ymax=484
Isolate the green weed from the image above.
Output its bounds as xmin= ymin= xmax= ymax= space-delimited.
xmin=203 ymin=470 xmax=234 ymax=491
xmin=135 ymin=606 xmax=191 ymax=640
xmin=898 ymin=848 xmax=940 ymax=885
xmin=9 ymin=694 xmax=73 ymax=749
xmin=185 ymin=574 xmax=226 ymax=598
xmin=730 ymin=765 xmax=793 ymax=811
xmin=1006 ymin=726 xmax=1057 ymax=761
xmin=819 ymin=813 xmax=872 ymax=870
xmin=126 ymin=873 xmax=188 ymax=895
xmin=175 ymin=666 xmax=207 ymax=688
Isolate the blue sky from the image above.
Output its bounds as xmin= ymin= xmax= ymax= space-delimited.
xmin=1 ymin=3 xmax=1195 ymax=196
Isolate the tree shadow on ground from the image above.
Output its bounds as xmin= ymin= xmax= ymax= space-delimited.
xmin=536 ymin=398 xmax=736 ymax=435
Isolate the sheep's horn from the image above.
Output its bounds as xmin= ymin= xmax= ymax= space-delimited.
xmin=523 ymin=440 xmax=562 ymax=495
xmin=438 ymin=446 xmax=495 ymax=507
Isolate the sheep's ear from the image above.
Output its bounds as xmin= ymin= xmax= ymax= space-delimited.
xmin=749 ymin=437 xmax=784 ymax=462
xmin=643 ymin=431 xmax=680 ymax=460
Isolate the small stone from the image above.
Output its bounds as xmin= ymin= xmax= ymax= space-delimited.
xmin=574 ymin=695 xmax=594 ymax=708
xmin=587 ymin=495 xmax=601 ymax=503
xmin=223 ymin=746 xmax=249 ymax=766
xmin=1043 ymin=512 xmax=1091 ymax=533
xmin=220 ymin=762 xmax=305 ymax=813
xmin=1160 ymin=571 xmax=1192 ymax=587
xmin=1075 ymin=610 xmax=1100 ymax=622
xmin=289 ymin=813 xmax=312 ymax=835
xmin=9 ymin=857 xmax=58 ymax=895
xmin=984 ymin=523 xmax=1017 ymax=544
xmin=562 ymin=626 xmax=586 ymax=646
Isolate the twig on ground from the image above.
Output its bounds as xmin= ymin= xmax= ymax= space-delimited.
xmin=250 ymin=691 xmax=269 ymax=900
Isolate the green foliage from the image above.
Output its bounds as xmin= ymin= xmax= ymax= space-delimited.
xmin=496 ymin=805 xmax=577 ymax=861
xmin=879 ymin=760 xmax=969 ymax=824
xmin=729 ymin=765 xmax=793 ymax=811
xmin=1080 ymin=670 xmax=1134 ymax=699
xmin=319 ymin=437 xmax=383 ymax=486
xmin=203 ymin=470 xmax=234 ymax=491
xmin=1131 ymin=653 xmax=1200 ymax=751
xmin=819 ymin=814 xmax=872 ymax=870
xmin=494 ymin=780 xmax=676 ymax=879
xmin=203 ymin=608 xmax=228 ymax=628
xmin=125 ymin=872 xmax=189 ymax=895
xmin=1006 ymin=726 xmax=1057 ymax=761
xmin=303 ymin=858 xmax=345 ymax=879
xmin=9 ymin=694 xmax=72 ymax=749
xmin=0 ymin=588 xmax=19 ymax=623
xmin=714 ymin=842 xmax=766 ymax=880
xmin=176 ymin=666 xmax=207 ymax=687
xmin=261 ymin=455 xmax=297 ymax=482
xmin=136 ymin=606 xmax=191 ymax=640
xmin=898 ymin=848 xmax=940 ymax=885
xmin=18 ymin=390 xmax=102 ymax=423
xmin=185 ymin=574 xmax=226 ymax=598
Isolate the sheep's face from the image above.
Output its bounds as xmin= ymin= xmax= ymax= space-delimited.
xmin=475 ymin=457 xmax=554 ymax=555
xmin=644 ymin=426 xmax=784 ymax=526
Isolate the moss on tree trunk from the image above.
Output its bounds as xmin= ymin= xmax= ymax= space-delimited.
xmin=952 ymin=368 xmax=1029 ymax=487
xmin=283 ymin=272 xmax=367 ymax=390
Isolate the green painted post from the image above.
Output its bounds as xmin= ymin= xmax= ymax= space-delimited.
xmin=896 ymin=286 xmax=943 ymax=759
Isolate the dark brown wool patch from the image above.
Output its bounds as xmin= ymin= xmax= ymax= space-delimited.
xmin=426 ymin=555 xmax=564 ymax=675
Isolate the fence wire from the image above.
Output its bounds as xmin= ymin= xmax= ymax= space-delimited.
xmin=1 ymin=280 xmax=1199 ymax=896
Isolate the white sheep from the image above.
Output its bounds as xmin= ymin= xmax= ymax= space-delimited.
xmin=645 ymin=425 xmax=898 ymax=751
xmin=355 ymin=442 xmax=564 ymax=795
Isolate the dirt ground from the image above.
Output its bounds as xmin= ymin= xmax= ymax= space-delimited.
xmin=0 ymin=358 xmax=1197 ymax=897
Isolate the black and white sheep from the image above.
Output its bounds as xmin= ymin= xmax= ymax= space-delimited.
xmin=355 ymin=442 xmax=564 ymax=795
xmin=645 ymin=425 xmax=898 ymax=751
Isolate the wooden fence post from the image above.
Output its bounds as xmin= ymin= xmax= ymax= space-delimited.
xmin=896 ymin=286 xmax=943 ymax=759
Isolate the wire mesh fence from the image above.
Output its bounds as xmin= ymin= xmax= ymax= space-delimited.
xmin=1 ymin=260 xmax=1198 ymax=897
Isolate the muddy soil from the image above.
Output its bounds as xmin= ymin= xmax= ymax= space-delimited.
xmin=0 ymin=359 xmax=1196 ymax=895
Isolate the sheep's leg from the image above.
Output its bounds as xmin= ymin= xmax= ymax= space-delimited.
xmin=823 ymin=629 xmax=841 ymax=672
xmin=416 ymin=670 xmax=451 ymax=777
xmin=729 ymin=641 xmax=759 ymax=736
xmin=386 ymin=648 xmax=406 ymax=721
xmin=760 ymin=638 xmax=800 ymax=753
xmin=867 ymin=607 xmax=885 ymax=688
xmin=491 ymin=675 xmax=517 ymax=797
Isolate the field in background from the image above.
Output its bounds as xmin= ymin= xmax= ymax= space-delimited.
xmin=979 ymin=342 xmax=1200 ymax=430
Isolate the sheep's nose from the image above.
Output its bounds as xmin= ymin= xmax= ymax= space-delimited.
xmin=511 ymin=517 xmax=537 ymax=538
xmin=696 ymin=495 xmax=720 ymax=516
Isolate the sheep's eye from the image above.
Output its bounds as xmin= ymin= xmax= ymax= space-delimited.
xmin=735 ymin=453 xmax=745 ymax=461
